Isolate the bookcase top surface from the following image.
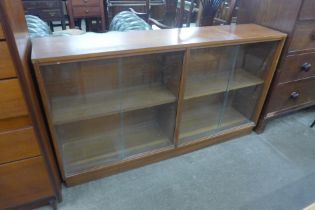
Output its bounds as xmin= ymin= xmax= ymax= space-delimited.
xmin=31 ymin=24 xmax=286 ymax=64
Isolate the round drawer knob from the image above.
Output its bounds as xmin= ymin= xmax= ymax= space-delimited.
xmin=290 ymin=91 xmax=300 ymax=99
xmin=301 ymin=62 xmax=312 ymax=72
xmin=84 ymin=0 xmax=88 ymax=2
xmin=85 ymin=9 xmax=89 ymax=13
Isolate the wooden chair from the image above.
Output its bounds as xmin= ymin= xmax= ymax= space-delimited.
xmin=177 ymin=0 xmax=200 ymax=27
xmin=131 ymin=0 xmax=237 ymax=28
xmin=195 ymin=0 xmax=238 ymax=26
xmin=213 ymin=0 xmax=238 ymax=25
xmin=130 ymin=0 xmax=197 ymax=28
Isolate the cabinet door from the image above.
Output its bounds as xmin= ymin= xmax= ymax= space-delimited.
xmin=36 ymin=51 xmax=183 ymax=176
xmin=179 ymin=42 xmax=278 ymax=144
xmin=179 ymin=46 xmax=240 ymax=143
xmin=220 ymin=42 xmax=277 ymax=130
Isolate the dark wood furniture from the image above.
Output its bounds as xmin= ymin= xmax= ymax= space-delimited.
xmin=238 ymin=0 xmax=315 ymax=132
xmin=67 ymin=0 xmax=106 ymax=32
xmin=136 ymin=0 xmax=237 ymax=29
xmin=31 ymin=24 xmax=285 ymax=186
xmin=22 ymin=0 xmax=66 ymax=31
xmin=0 ymin=0 xmax=61 ymax=209
xmin=108 ymin=0 xmax=166 ymax=21
xmin=129 ymin=0 xmax=182 ymax=29
xmin=213 ymin=0 xmax=238 ymax=25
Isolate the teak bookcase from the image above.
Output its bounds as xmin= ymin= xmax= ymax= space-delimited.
xmin=31 ymin=24 xmax=286 ymax=185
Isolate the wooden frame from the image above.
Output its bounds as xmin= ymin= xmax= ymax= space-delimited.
xmin=31 ymin=24 xmax=286 ymax=186
xmin=0 ymin=0 xmax=61 ymax=208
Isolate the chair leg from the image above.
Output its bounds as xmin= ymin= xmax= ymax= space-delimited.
xmin=311 ymin=120 xmax=315 ymax=128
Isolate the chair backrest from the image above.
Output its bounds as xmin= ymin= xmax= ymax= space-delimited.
xmin=197 ymin=0 xmax=226 ymax=26
xmin=213 ymin=0 xmax=238 ymax=25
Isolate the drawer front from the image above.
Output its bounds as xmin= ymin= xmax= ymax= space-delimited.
xmin=0 ymin=127 xmax=40 ymax=164
xmin=24 ymin=9 xmax=63 ymax=19
xmin=72 ymin=0 xmax=100 ymax=6
xmin=278 ymin=52 xmax=315 ymax=83
xmin=72 ymin=6 xmax=101 ymax=17
xmin=0 ymin=157 xmax=53 ymax=210
xmin=0 ymin=116 xmax=32 ymax=133
xmin=0 ymin=22 xmax=4 ymax=40
xmin=23 ymin=0 xmax=60 ymax=10
xmin=299 ymin=0 xmax=315 ymax=20
xmin=0 ymin=79 xmax=28 ymax=120
xmin=267 ymin=78 xmax=315 ymax=114
xmin=289 ymin=21 xmax=315 ymax=52
xmin=0 ymin=42 xmax=16 ymax=79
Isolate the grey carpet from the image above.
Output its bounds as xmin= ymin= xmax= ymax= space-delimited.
xmin=37 ymin=107 xmax=315 ymax=210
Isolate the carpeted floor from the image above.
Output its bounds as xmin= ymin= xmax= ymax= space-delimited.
xmin=37 ymin=107 xmax=315 ymax=210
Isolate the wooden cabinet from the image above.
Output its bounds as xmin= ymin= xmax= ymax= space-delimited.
xmin=0 ymin=0 xmax=61 ymax=209
xmin=31 ymin=24 xmax=286 ymax=185
xmin=67 ymin=0 xmax=106 ymax=32
xmin=22 ymin=0 xmax=66 ymax=31
xmin=239 ymin=0 xmax=315 ymax=132
xmin=108 ymin=0 xmax=166 ymax=21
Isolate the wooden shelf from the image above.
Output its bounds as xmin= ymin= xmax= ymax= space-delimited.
xmin=62 ymin=121 xmax=171 ymax=175
xmin=179 ymin=103 xmax=248 ymax=140
xmin=51 ymin=84 xmax=176 ymax=125
xmin=184 ymin=69 xmax=263 ymax=100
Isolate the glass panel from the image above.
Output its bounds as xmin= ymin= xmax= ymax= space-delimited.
xmin=179 ymin=41 xmax=277 ymax=144
xmin=40 ymin=51 xmax=183 ymax=176
xmin=179 ymin=46 xmax=239 ymax=143
xmin=219 ymin=41 xmax=278 ymax=130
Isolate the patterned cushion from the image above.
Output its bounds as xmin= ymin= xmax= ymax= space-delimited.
xmin=109 ymin=11 xmax=151 ymax=32
xmin=25 ymin=15 xmax=52 ymax=38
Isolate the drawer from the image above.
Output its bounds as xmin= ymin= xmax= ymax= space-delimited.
xmin=289 ymin=21 xmax=315 ymax=52
xmin=0 ymin=157 xmax=53 ymax=210
xmin=72 ymin=6 xmax=101 ymax=17
xmin=23 ymin=0 xmax=60 ymax=10
xmin=0 ymin=22 xmax=4 ymax=40
xmin=0 ymin=42 xmax=16 ymax=79
xmin=0 ymin=127 xmax=40 ymax=164
xmin=0 ymin=79 xmax=28 ymax=120
xmin=72 ymin=0 xmax=100 ymax=6
xmin=299 ymin=0 xmax=315 ymax=20
xmin=0 ymin=116 xmax=32 ymax=133
xmin=268 ymin=78 xmax=315 ymax=114
xmin=278 ymin=52 xmax=315 ymax=83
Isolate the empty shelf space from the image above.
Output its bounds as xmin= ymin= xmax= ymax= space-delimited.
xmin=184 ymin=69 xmax=263 ymax=100
xmin=63 ymin=121 xmax=171 ymax=175
xmin=51 ymin=84 xmax=176 ymax=125
xmin=179 ymin=103 xmax=248 ymax=140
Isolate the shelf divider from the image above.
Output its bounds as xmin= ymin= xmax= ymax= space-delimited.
xmin=52 ymin=84 xmax=176 ymax=125
xmin=184 ymin=68 xmax=263 ymax=100
xmin=179 ymin=103 xmax=248 ymax=141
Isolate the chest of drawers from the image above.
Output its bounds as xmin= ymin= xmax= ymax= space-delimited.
xmin=0 ymin=0 xmax=61 ymax=209
xmin=22 ymin=0 xmax=66 ymax=30
xmin=239 ymin=0 xmax=315 ymax=132
xmin=67 ymin=0 xmax=106 ymax=31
